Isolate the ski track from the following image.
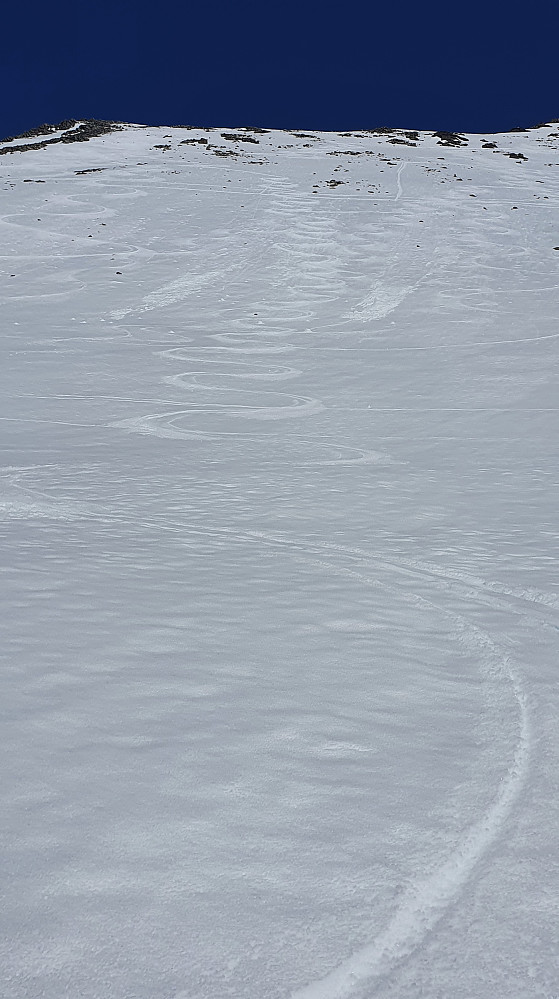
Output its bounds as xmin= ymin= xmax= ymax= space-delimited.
xmin=290 ymin=693 xmax=528 ymax=999
xmin=395 ymin=162 xmax=406 ymax=202
xmin=224 ymin=528 xmax=533 ymax=998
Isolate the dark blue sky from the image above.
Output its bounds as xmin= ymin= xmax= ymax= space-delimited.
xmin=2 ymin=0 xmax=557 ymax=139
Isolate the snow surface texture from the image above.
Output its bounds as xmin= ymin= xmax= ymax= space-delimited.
xmin=1 ymin=121 xmax=558 ymax=999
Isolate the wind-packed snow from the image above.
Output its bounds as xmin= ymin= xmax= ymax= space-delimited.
xmin=1 ymin=122 xmax=558 ymax=999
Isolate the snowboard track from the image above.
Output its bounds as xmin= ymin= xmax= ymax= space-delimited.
xmin=236 ymin=528 xmax=532 ymax=998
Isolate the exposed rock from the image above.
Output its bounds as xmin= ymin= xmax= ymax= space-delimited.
xmin=433 ymin=131 xmax=468 ymax=147
xmin=221 ymin=132 xmax=259 ymax=143
xmin=0 ymin=120 xmax=122 ymax=156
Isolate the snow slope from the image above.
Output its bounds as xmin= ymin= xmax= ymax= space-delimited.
xmin=1 ymin=121 xmax=558 ymax=999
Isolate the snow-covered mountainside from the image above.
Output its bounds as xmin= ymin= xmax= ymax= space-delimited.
xmin=1 ymin=120 xmax=558 ymax=999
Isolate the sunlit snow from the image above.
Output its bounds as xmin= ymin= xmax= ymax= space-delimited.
xmin=1 ymin=121 xmax=558 ymax=999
